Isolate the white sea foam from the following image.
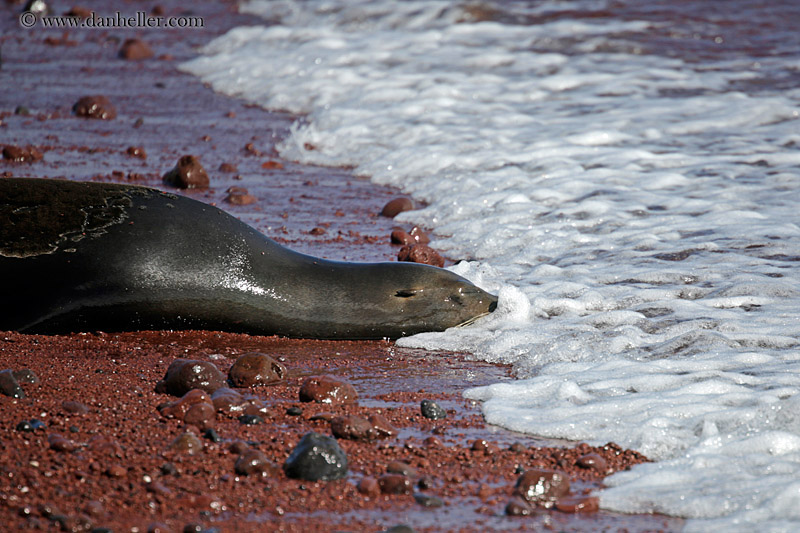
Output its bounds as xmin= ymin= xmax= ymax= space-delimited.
xmin=184 ymin=0 xmax=800 ymax=528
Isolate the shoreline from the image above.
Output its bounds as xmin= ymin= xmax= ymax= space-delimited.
xmin=1 ymin=1 xmax=683 ymax=531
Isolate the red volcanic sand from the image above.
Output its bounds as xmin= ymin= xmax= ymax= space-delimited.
xmin=0 ymin=0 xmax=683 ymax=531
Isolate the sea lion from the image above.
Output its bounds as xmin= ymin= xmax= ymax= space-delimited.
xmin=0 ymin=178 xmax=497 ymax=339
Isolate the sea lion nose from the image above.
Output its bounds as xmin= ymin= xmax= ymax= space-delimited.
xmin=488 ymin=299 xmax=498 ymax=313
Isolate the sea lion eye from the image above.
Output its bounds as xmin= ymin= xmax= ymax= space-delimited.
xmin=395 ymin=289 xmax=419 ymax=298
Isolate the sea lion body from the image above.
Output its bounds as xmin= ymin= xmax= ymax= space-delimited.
xmin=0 ymin=178 xmax=496 ymax=339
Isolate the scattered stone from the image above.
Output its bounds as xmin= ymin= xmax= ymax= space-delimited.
xmin=398 ymin=244 xmax=445 ymax=267
xmin=218 ymin=162 xmax=237 ymax=173
xmin=369 ymin=414 xmax=397 ymax=438
xmin=576 ymin=453 xmax=609 ymax=474
xmin=299 ymin=375 xmax=358 ymax=404
xmin=384 ymin=526 xmax=415 ymax=533
xmin=391 ymin=226 xmax=430 ymax=245
xmin=203 ymin=428 xmax=221 ymax=443
xmin=72 ymin=95 xmax=116 ymax=120
xmin=224 ymin=186 xmax=256 ymax=206
xmin=238 ymin=414 xmax=264 ymax=426
xmin=387 ymin=461 xmax=419 ymax=478
xmin=0 ymin=369 xmax=24 ymax=398
xmin=505 ymin=496 xmax=533 ymax=516
xmin=14 ymin=106 xmax=30 ymax=115
xmin=420 ymin=399 xmax=446 ymax=420
xmin=286 ymin=406 xmax=303 ymax=416
xmin=471 ymin=439 xmax=499 ymax=455
xmin=234 ymin=449 xmax=278 ymax=476
xmin=330 ymin=415 xmax=373 ymax=441
xmin=513 ymin=469 xmax=570 ymax=508
xmin=88 ymin=435 xmax=122 ymax=457
xmin=284 ymin=432 xmax=348 ymax=481
xmin=380 ymin=197 xmax=414 ymax=217
xmin=119 ymin=38 xmax=153 ymax=60
xmin=413 ymin=493 xmax=444 ymax=508
xmin=408 ymin=226 xmax=430 ymax=244
xmin=228 ymin=352 xmax=286 ymax=387
xmin=126 ymin=146 xmax=146 ymax=159
xmin=2 ymin=145 xmax=43 ymax=163
xmin=378 ymin=474 xmax=413 ymax=495
xmin=509 ymin=442 xmax=526 ymax=453
xmin=229 ymin=441 xmax=250 ymax=455
xmin=62 ymin=400 xmax=89 ymax=415
xmin=12 ymin=369 xmax=38 ymax=384
xmin=48 ymin=433 xmax=78 ymax=452
xmin=162 ymin=155 xmax=209 ymax=189
xmin=160 ymin=462 xmax=178 ymax=476
xmin=357 ymin=477 xmax=380 ymax=497
xmin=423 ymin=436 xmax=443 ymax=448
xmin=262 ymin=160 xmax=283 ymax=169
xmin=155 ymin=359 xmax=226 ymax=396
xmin=556 ymin=495 xmax=600 ymax=513
xmin=309 ymin=227 xmax=326 ymax=236
xmin=158 ymin=389 xmax=215 ymax=429
xmin=169 ymin=432 xmax=203 ymax=455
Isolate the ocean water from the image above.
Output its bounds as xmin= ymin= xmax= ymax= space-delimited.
xmin=183 ymin=0 xmax=800 ymax=529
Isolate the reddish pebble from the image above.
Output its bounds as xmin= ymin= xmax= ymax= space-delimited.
xmin=576 ymin=453 xmax=608 ymax=473
xmin=423 ymin=436 xmax=443 ymax=448
xmin=162 ymin=155 xmax=209 ymax=189
xmin=378 ymin=474 xmax=412 ymax=495
xmin=409 ymin=226 xmax=430 ymax=244
xmin=219 ymin=162 xmax=238 ymax=173
xmin=72 ymin=95 xmax=116 ymax=120
xmin=2 ymin=145 xmax=43 ymax=163
xmin=381 ymin=197 xmax=414 ymax=217
xmin=262 ymin=160 xmax=284 ymax=169
xmin=299 ymin=375 xmax=358 ymax=404
xmin=330 ymin=415 xmax=373 ymax=441
xmin=390 ymin=229 xmax=414 ymax=245
xmin=155 ymin=358 xmax=225 ymax=396
xmin=169 ymin=432 xmax=203 ymax=455
xmin=119 ymin=38 xmax=154 ymax=60
xmin=126 ymin=146 xmax=146 ymax=159
xmin=228 ymin=352 xmax=286 ymax=387
xmin=105 ymin=465 xmax=127 ymax=478
xmin=235 ymin=449 xmax=278 ymax=476
xmin=61 ymin=400 xmax=89 ymax=415
xmin=358 ymin=477 xmax=380 ymax=497
xmin=556 ymin=495 xmax=600 ymax=513
xmin=368 ymin=414 xmax=397 ymax=438
xmin=471 ymin=439 xmax=499 ymax=455
xmin=224 ymin=186 xmax=257 ymax=206
xmin=309 ymin=227 xmax=326 ymax=235
xmin=387 ymin=461 xmax=419 ymax=478
xmin=398 ymin=244 xmax=445 ymax=267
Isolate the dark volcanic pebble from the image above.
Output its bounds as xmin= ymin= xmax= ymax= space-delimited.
xmin=514 ymin=469 xmax=571 ymax=507
xmin=420 ymin=399 xmax=446 ymax=420
xmin=378 ymin=474 xmax=413 ymax=495
xmin=119 ymin=38 xmax=154 ymax=60
xmin=155 ymin=359 xmax=226 ymax=397
xmin=2 ymin=145 xmax=43 ymax=163
xmin=284 ymin=432 xmax=348 ymax=481
xmin=203 ymin=428 xmax=221 ymax=442
xmin=413 ymin=493 xmax=444 ymax=508
xmin=162 ymin=155 xmax=209 ymax=189
xmin=224 ymin=186 xmax=257 ymax=206
xmin=234 ymin=449 xmax=278 ymax=476
xmin=286 ymin=406 xmax=303 ymax=416
xmin=72 ymin=95 xmax=116 ymax=120
xmin=238 ymin=414 xmax=264 ymax=426
xmin=0 ymin=369 xmax=24 ymax=398
xmin=228 ymin=352 xmax=286 ymax=387
xmin=380 ymin=197 xmax=414 ymax=217
xmin=298 ymin=375 xmax=358 ymax=404
xmin=398 ymin=244 xmax=445 ymax=267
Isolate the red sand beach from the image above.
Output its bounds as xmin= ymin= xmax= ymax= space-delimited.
xmin=0 ymin=1 xmax=683 ymax=531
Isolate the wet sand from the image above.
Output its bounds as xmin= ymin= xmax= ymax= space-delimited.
xmin=0 ymin=1 xmax=683 ymax=531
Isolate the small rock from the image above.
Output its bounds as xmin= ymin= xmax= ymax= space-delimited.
xmin=203 ymin=428 xmax=221 ymax=443
xmin=48 ymin=433 xmax=78 ymax=452
xmin=238 ymin=414 xmax=264 ymax=426
xmin=505 ymin=496 xmax=533 ymax=516
xmin=62 ymin=400 xmax=89 ymax=414
xmin=126 ymin=146 xmax=146 ymax=159
xmin=299 ymin=375 xmax=358 ymax=404
xmin=158 ymin=389 xmax=216 ymax=429
xmin=357 ymin=477 xmax=380 ymax=497
xmin=261 ymin=160 xmax=283 ymax=169
xmin=73 ymin=95 xmax=116 ymax=120
xmin=381 ymin=197 xmax=414 ymax=217
xmin=330 ymin=415 xmax=373 ymax=440
xmin=218 ymin=162 xmax=237 ymax=173
xmin=286 ymin=406 xmax=303 ymax=416
xmin=2 ymin=145 xmax=43 ymax=163
xmin=576 ymin=453 xmax=609 ymax=474
xmin=556 ymin=495 xmax=600 ymax=513
xmin=420 ymin=399 xmax=446 ymax=420
xmin=514 ymin=469 xmax=570 ymax=507
xmin=413 ymin=493 xmax=444 ymax=508
xmin=228 ymin=352 xmax=286 ymax=388
xmin=398 ymin=244 xmax=444 ymax=267
xmin=14 ymin=106 xmax=31 ymax=115
xmin=471 ymin=439 xmax=499 ymax=455
xmin=162 ymin=155 xmax=209 ymax=189
xmin=387 ymin=461 xmax=419 ymax=478
xmin=378 ymin=474 xmax=412 ymax=495
xmin=408 ymin=226 xmax=430 ymax=244
xmin=169 ymin=432 xmax=203 ymax=455
xmin=12 ymin=369 xmax=38 ymax=384
xmin=119 ymin=38 xmax=153 ymax=60
xmin=234 ymin=449 xmax=278 ymax=476
xmin=309 ymin=227 xmax=326 ymax=236
xmin=369 ymin=414 xmax=397 ymax=438
xmin=284 ymin=432 xmax=348 ymax=481
xmin=0 ymin=369 xmax=24 ymax=398
xmin=390 ymin=229 xmax=415 ymax=245
xmin=224 ymin=187 xmax=256 ymax=206
xmin=105 ymin=465 xmax=126 ymax=478
xmin=155 ymin=359 xmax=226 ymax=396
xmin=509 ymin=442 xmax=526 ymax=453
